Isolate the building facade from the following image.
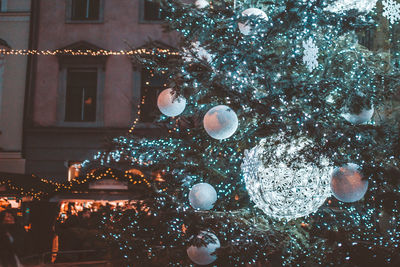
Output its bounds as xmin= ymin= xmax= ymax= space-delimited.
xmin=24 ymin=0 xmax=177 ymax=181
xmin=0 ymin=0 xmax=31 ymax=174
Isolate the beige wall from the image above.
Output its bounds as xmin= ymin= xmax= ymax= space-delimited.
xmin=0 ymin=0 xmax=30 ymax=173
xmin=25 ymin=0 xmax=179 ymax=180
xmin=33 ymin=0 xmax=178 ymax=127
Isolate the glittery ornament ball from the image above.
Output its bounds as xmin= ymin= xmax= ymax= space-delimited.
xmin=187 ymin=231 xmax=220 ymax=265
xmin=238 ymin=8 xmax=268 ymax=35
xmin=331 ymin=163 xmax=368 ymax=203
xmin=189 ymin=183 xmax=217 ymax=210
xmin=342 ymin=107 xmax=374 ymax=125
xmin=157 ymin=88 xmax=186 ymax=117
xmin=203 ymin=105 xmax=238 ymax=140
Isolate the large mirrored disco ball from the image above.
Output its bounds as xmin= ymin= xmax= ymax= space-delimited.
xmin=241 ymin=136 xmax=333 ymax=220
xmin=203 ymin=105 xmax=238 ymax=140
xmin=331 ymin=163 xmax=368 ymax=203
xmin=157 ymin=88 xmax=187 ymax=117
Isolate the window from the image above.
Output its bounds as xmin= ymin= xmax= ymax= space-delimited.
xmin=65 ymin=69 xmax=97 ymax=122
xmin=57 ymin=41 xmax=106 ymax=126
xmin=0 ymin=0 xmax=5 ymax=12
xmin=141 ymin=0 xmax=164 ymax=22
xmin=357 ymin=28 xmax=374 ymax=50
xmin=140 ymin=69 xmax=167 ymax=122
xmin=67 ymin=0 xmax=103 ymax=22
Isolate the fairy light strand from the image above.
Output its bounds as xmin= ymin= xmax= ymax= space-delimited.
xmin=0 ymin=48 xmax=180 ymax=56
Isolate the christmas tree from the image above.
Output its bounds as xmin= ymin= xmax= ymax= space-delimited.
xmin=81 ymin=0 xmax=400 ymax=266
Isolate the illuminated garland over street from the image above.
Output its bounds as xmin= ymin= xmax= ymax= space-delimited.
xmin=0 ymin=168 xmax=153 ymax=200
xmin=0 ymin=48 xmax=180 ymax=56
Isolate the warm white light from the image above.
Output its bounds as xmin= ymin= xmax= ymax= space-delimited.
xmin=241 ymin=136 xmax=332 ymax=220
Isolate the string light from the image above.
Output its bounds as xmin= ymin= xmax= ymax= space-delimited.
xmin=0 ymin=48 xmax=180 ymax=56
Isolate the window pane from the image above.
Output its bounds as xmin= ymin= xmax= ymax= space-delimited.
xmin=83 ymin=85 xmax=97 ymax=121
xmin=88 ymin=0 xmax=100 ymax=20
xmin=71 ymin=0 xmax=86 ymax=20
xmin=71 ymin=0 xmax=100 ymax=21
xmin=140 ymin=70 xmax=167 ymax=122
xmin=143 ymin=0 xmax=163 ymax=21
xmin=65 ymin=69 xmax=97 ymax=122
xmin=357 ymin=29 xmax=374 ymax=50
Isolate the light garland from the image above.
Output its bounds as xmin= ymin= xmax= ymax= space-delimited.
xmin=0 ymin=179 xmax=49 ymax=200
xmin=0 ymin=167 xmax=152 ymax=199
xmin=0 ymin=48 xmax=180 ymax=56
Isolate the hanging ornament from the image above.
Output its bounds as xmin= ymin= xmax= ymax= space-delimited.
xmin=238 ymin=8 xmax=268 ymax=35
xmin=383 ymin=0 xmax=400 ymax=24
xmin=325 ymin=0 xmax=378 ymax=13
xmin=182 ymin=41 xmax=214 ymax=64
xmin=302 ymin=37 xmax=319 ymax=72
xmin=187 ymin=231 xmax=220 ymax=265
xmin=241 ymin=136 xmax=332 ymax=220
xmin=342 ymin=107 xmax=374 ymax=124
xmin=195 ymin=0 xmax=209 ymax=9
xmin=157 ymin=88 xmax=187 ymax=117
xmin=189 ymin=183 xmax=217 ymax=210
xmin=203 ymin=105 xmax=238 ymax=140
xmin=331 ymin=163 xmax=368 ymax=203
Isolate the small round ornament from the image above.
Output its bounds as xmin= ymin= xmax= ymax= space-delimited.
xmin=331 ymin=163 xmax=368 ymax=203
xmin=238 ymin=8 xmax=268 ymax=35
xmin=203 ymin=105 xmax=238 ymax=140
xmin=195 ymin=0 xmax=209 ymax=9
xmin=157 ymin=88 xmax=186 ymax=117
xmin=342 ymin=107 xmax=374 ymax=125
xmin=189 ymin=183 xmax=217 ymax=210
xmin=187 ymin=231 xmax=220 ymax=265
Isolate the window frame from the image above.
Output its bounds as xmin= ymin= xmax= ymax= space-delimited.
xmin=0 ymin=0 xmax=6 ymax=12
xmin=65 ymin=0 xmax=104 ymax=24
xmin=139 ymin=0 xmax=164 ymax=24
xmin=57 ymin=62 xmax=105 ymax=127
xmin=0 ymin=42 xmax=9 ymax=119
xmin=64 ymin=68 xmax=98 ymax=123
